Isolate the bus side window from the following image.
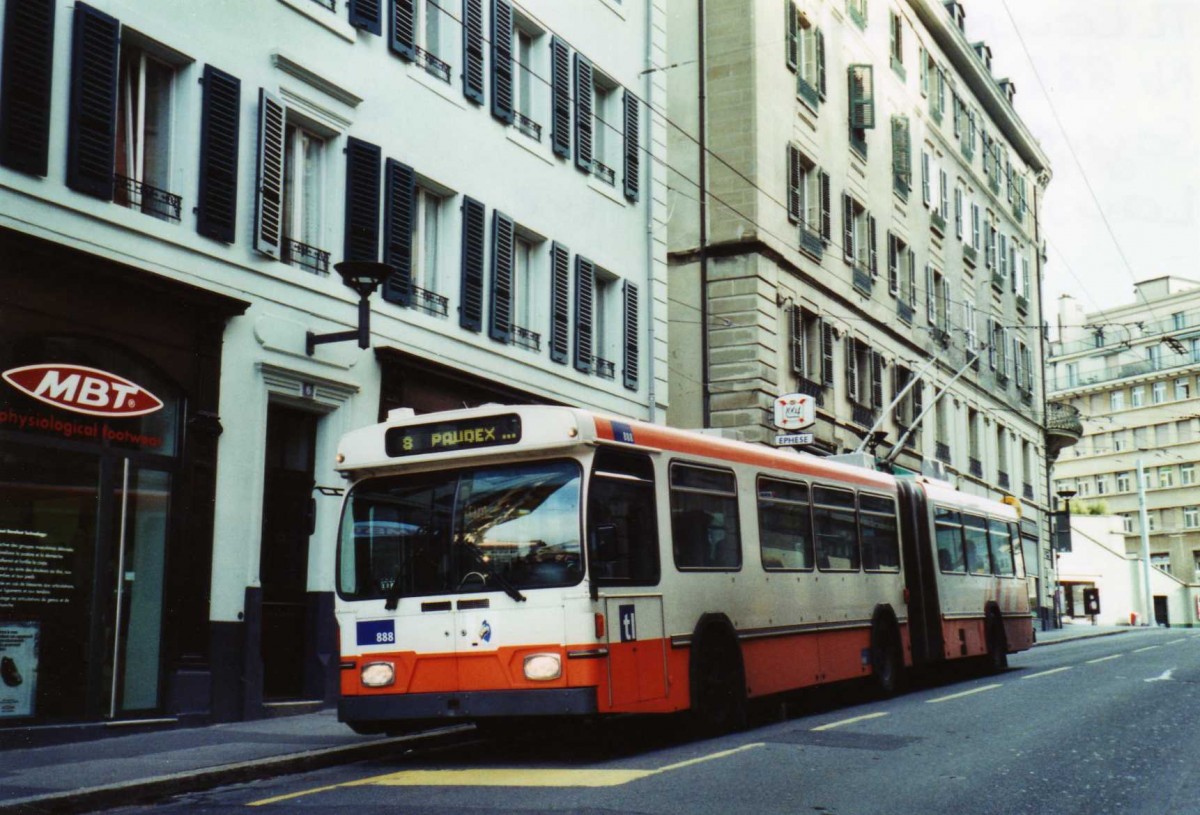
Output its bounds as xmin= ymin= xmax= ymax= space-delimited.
xmin=588 ymin=449 xmax=660 ymax=585
xmin=988 ymin=518 xmax=1015 ymax=576
xmin=860 ymin=493 xmax=900 ymax=572
xmin=962 ymin=513 xmax=991 ymax=575
xmin=813 ymin=485 xmax=859 ymax=571
xmin=757 ymin=477 xmax=813 ymax=570
xmin=670 ymin=463 xmax=741 ymax=570
xmin=934 ymin=507 xmax=966 ymax=573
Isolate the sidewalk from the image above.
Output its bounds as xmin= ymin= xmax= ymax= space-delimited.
xmin=0 ymin=710 xmax=470 ymax=814
xmin=0 ymin=624 xmax=1129 ymax=814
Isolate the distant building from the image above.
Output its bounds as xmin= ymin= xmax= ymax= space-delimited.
xmin=665 ymin=0 xmax=1077 ymax=621
xmin=0 ymin=0 xmax=666 ymax=728
xmin=1048 ymin=278 xmax=1200 ymax=588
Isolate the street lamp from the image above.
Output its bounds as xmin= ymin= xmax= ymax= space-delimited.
xmin=1055 ymin=488 xmax=1076 ymax=629
xmin=306 ymin=261 xmax=392 ymax=356
xmin=1135 ymin=456 xmax=1154 ymax=626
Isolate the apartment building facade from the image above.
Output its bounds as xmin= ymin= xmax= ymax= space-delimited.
xmin=0 ymin=0 xmax=667 ymax=728
xmin=1049 ymin=280 xmax=1200 ymax=590
xmin=665 ymin=0 xmax=1073 ymax=619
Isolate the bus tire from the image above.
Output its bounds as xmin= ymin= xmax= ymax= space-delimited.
xmin=870 ymin=614 xmax=904 ymax=697
xmin=985 ymin=611 xmax=1008 ymax=672
xmin=689 ymin=622 xmax=747 ymax=736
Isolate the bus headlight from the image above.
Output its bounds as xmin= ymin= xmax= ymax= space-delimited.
xmin=361 ymin=661 xmax=396 ymax=687
xmin=523 ymin=653 xmax=562 ymax=681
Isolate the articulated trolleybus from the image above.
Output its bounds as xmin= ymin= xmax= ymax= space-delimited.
xmin=335 ymin=404 xmax=1032 ymax=733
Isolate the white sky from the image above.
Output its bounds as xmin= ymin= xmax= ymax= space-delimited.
xmin=963 ymin=0 xmax=1200 ymax=321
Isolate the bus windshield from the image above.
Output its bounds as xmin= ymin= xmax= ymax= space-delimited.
xmin=337 ymin=460 xmax=582 ymax=601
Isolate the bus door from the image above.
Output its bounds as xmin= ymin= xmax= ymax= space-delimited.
xmin=896 ymin=479 xmax=943 ymax=665
xmin=605 ymin=595 xmax=667 ymax=706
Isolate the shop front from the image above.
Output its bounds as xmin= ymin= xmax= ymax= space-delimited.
xmin=0 ymin=230 xmax=246 ymax=727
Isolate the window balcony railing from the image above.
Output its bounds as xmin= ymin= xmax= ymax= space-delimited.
xmin=931 ymin=326 xmax=951 ymax=349
xmin=113 ymin=174 xmax=182 ymax=222
xmin=512 ymin=324 xmax=541 ymax=352
xmin=991 ymin=271 xmax=1004 ymax=291
xmin=930 ymin=209 xmax=946 ymax=236
xmin=414 ymin=45 xmax=451 ymax=84
xmin=800 ymin=226 xmax=824 ymax=260
xmin=893 ymin=175 xmax=910 ymax=199
xmin=997 ymin=470 xmax=1010 ymax=490
xmin=1047 ymin=348 xmax=1200 ymax=392
xmin=307 ymin=0 xmax=335 ymax=9
xmin=852 ymin=264 xmax=873 ymax=297
xmin=851 ymin=403 xmax=875 ymax=428
xmin=797 ymin=77 xmax=820 ymax=110
xmin=412 ymin=285 xmax=449 ymax=317
xmin=282 ymin=238 xmax=331 ymax=276
xmin=593 ymin=356 xmax=615 ymax=380
xmin=513 ymin=111 xmax=542 ymax=142
xmin=1016 ymin=294 xmax=1029 ymax=313
xmin=969 ymin=457 xmax=983 ymax=478
xmin=795 ymin=376 xmax=825 ymax=407
xmin=897 ymin=300 xmax=914 ymax=326
xmin=1023 ymin=482 xmax=1034 ymax=501
xmin=935 ymin=441 xmax=951 ymax=464
xmin=961 ymin=141 xmax=974 ymax=163
xmin=962 ymin=243 xmax=978 ymax=267
xmin=591 ymin=159 xmax=616 ymax=186
xmin=850 ymin=133 xmax=868 ymax=159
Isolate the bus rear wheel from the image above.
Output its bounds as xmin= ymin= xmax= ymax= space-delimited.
xmin=985 ymin=613 xmax=1008 ymax=672
xmin=690 ymin=629 xmax=747 ymax=736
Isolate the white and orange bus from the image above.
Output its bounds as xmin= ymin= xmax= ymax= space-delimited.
xmin=334 ymin=404 xmax=1032 ymax=733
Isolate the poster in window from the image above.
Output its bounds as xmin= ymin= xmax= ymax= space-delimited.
xmin=0 ymin=621 xmax=39 ymax=718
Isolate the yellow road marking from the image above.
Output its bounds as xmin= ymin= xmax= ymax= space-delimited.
xmin=1021 ymin=666 xmax=1072 ymax=680
xmin=247 ymin=742 xmax=765 ymax=805
xmin=926 ymin=683 xmax=1001 ymax=704
xmin=811 ymin=712 xmax=889 ymax=731
xmin=1133 ymin=646 xmax=1160 ymax=653
xmin=1086 ymin=654 xmax=1122 ymax=664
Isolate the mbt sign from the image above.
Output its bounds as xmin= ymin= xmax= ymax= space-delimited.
xmin=2 ymin=365 xmax=163 ymax=418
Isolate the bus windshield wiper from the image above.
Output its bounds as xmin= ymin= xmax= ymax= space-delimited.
xmin=461 ymin=542 xmax=526 ymax=602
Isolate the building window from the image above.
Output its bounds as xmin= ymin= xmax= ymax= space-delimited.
xmin=1095 ymin=475 xmax=1108 ymax=496
xmin=842 ymin=194 xmax=875 ymax=279
xmin=1152 ymin=381 xmax=1167 ymax=404
xmin=796 ymin=14 xmax=825 ymax=107
xmin=788 ymin=145 xmax=830 ymax=250
xmin=114 ymin=43 xmax=179 ymax=221
xmin=1110 ymin=390 xmax=1125 ymax=411
xmin=1173 ymin=311 xmax=1186 ymax=330
xmin=1194 ymin=550 xmax=1200 ymax=581
xmin=1131 ymin=386 xmax=1144 ymax=407
xmin=1117 ymin=471 xmax=1131 ymax=492
xmin=1176 ymin=378 xmax=1191 ymax=400
xmin=512 ymin=21 xmax=544 ymax=140
xmin=791 ymin=307 xmax=829 ymax=389
xmin=591 ymin=72 xmax=620 ymax=184
xmin=281 ymin=122 xmax=326 ymax=267
xmin=412 ymin=187 xmax=446 ymax=304
xmin=847 ymin=0 xmax=867 ymax=29
xmin=848 ymin=64 xmax=875 ymax=156
xmin=1150 ymin=551 xmax=1169 ymax=570
xmin=592 ymin=267 xmax=622 ymax=378
xmin=511 ymin=234 xmax=546 ymax=347
xmin=1181 ymin=463 xmax=1195 ymax=486
xmin=971 ymin=201 xmax=981 ymax=250
xmin=1148 ymin=344 xmax=1163 ymax=370
xmin=889 ymin=11 xmax=904 ymax=75
xmin=1159 ymin=466 xmax=1175 ymax=489
xmin=1121 ymin=514 xmax=1134 ymax=534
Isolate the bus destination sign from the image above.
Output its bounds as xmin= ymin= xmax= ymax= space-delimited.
xmin=385 ymin=414 xmax=522 ymax=457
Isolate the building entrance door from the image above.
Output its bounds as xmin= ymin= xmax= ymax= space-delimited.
xmin=259 ymin=405 xmax=317 ymax=700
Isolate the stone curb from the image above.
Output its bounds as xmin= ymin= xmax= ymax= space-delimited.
xmin=0 ymin=725 xmax=474 ymax=815
xmin=1032 ymin=628 xmax=1128 ymax=647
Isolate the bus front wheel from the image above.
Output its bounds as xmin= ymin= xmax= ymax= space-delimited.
xmin=870 ymin=619 xmax=903 ymax=697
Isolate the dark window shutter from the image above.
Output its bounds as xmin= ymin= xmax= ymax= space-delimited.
xmin=819 ymin=170 xmax=831 ymax=240
xmin=253 ymin=89 xmax=285 ymax=259
xmin=349 ymin=0 xmax=382 ymax=35
xmin=786 ymin=145 xmax=800 ymax=224
xmin=913 ymin=380 xmax=923 ymax=419
xmin=196 ymin=65 xmax=241 ymax=243
xmin=785 ymin=0 xmax=797 ymax=72
xmin=848 ymin=64 xmax=875 ymax=129
xmin=343 ymin=136 xmax=381 ymax=262
xmin=389 ymin=0 xmax=416 ymax=60
xmin=462 ymin=0 xmax=485 ymax=105
xmin=382 ymin=158 xmax=415 ymax=306
xmin=821 ymin=320 xmax=834 ymax=387
xmin=550 ymin=37 xmax=571 ymax=158
xmin=790 ymin=306 xmax=802 ymax=374
xmin=0 ymin=0 xmax=56 ymax=176
xmin=459 ymin=196 xmax=485 ymax=331
xmin=549 ymin=241 xmax=570 ymax=363
xmin=623 ymin=280 xmax=639 ymax=391
xmin=490 ymin=0 xmax=514 ymax=123
xmin=623 ymin=89 xmax=639 ymax=202
xmin=65 ymin=2 xmax=118 ymax=200
xmin=489 ymin=210 xmax=515 ymax=343
xmin=842 ymin=193 xmax=854 ymax=262
xmin=574 ymin=255 xmax=595 ymax=372
xmin=868 ymin=214 xmax=878 ymax=275
xmin=573 ymin=53 xmax=593 ymax=173
xmin=871 ymin=349 xmax=884 ymax=408
xmin=846 ymin=337 xmax=858 ymax=403
xmin=887 ymin=233 xmax=898 ymax=295
xmin=816 ymin=28 xmax=826 ymax=97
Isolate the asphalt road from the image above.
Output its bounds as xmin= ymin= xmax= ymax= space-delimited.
xmin=103 ymin=627 xmax=1200 ymax=815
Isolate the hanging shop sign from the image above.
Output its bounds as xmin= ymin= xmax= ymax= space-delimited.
xmin=2 ymin=364 xmax=163 ymax=418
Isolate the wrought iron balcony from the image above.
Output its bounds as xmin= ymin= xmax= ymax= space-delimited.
xmin=969 ymin=457 xmax=983 ymax=478
xmin=893 ymin=175 xmax=910 ymax=199
xmin=897 ymin=300 xmax=914 ymax=326
xmin=851 ymin=403 xmax=875 ymax=428
xmin=795 ymin=376 xmax=825 ymax=407
xmin=113 ymin=174 xmax=181 ymax=222
xmin=412 ymin=285 xmax=449 ymax=317
xmin=798 ymin=77 xmax=820 ymax=110
xmin=1016 ymin=294 xmax=1028 ymax=313
xmin=512 ymin=324 xmax=541 ymax=352
xmin=282 ymin=238 xmax=331 ymax=276
xmin=591 ymin=159 xmax=616 ymax=186
xmin=991 ymin=271 xmax=1003 ymax=290
xmin=800 ymin=226 xmax=824 ymax=259
xmin=594 ymin=356 xmax=615 ymax=380
xmin=963 ymin=243 xmax=978 ymax=266
xmin=930 ymin=209 xmax=946 ymax=236
xmin=1023 ymin=482 xmax=1034 ymax=500
xmin=850 ymin=133 xmax=868 ymax=159
xmin=852 ymin=264 xmax=873 ymax=297
xmin=936 ymin=442 xmax=951 ymax=464
xmin=415 ymin=45 xmax=451 ymax=83
xmin=1045 ymin=400 xmax=1083 ymax=460
xmin=931 ymin=326 xmax=951 ymax=349
xmin=513 ymin=111 xmax=542 ymax=142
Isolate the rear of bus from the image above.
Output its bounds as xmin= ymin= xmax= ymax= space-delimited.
xmin=334 ymin=406 xmax=612 ymax=732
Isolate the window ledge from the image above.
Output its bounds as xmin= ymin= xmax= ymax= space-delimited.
xmin=274 ymin=0 xmax=356 ymax=43
xmin=588 ymin=172 xmax=627 ymax=207
xmin=598 ymin=0 xmax=627 ymax=20
xmin=408 ymin=63 xmax=467 ymax=109
xmin=505 ymin=126 xmax=555 ymax=166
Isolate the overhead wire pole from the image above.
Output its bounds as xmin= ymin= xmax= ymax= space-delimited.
xmin=883 ymin=346 xmax=983 ymax=468
xmin=1135 ymin=457 xmax=1155 ymax=627
xmin=854 ymin=350 xmax=944 ymax=456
